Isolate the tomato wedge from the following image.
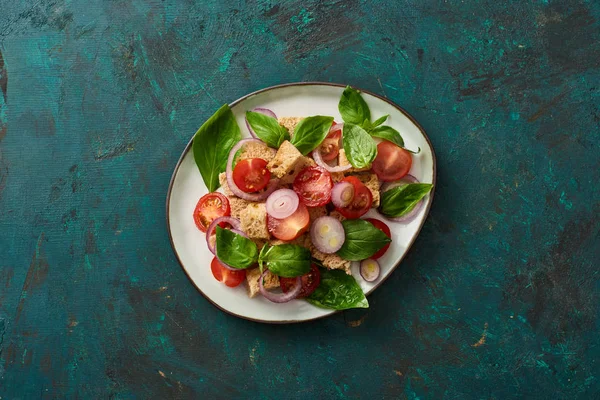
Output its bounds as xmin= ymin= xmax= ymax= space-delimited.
xmin=293 ymin=166 xmax=333 ymax=207
xmin=372 ymin=141 xmax=412 ymax=181
xmin=232 ymin=158 xmax=271 ymax=193
xmin=280 ymin=264 xmax=321 ymax=298
xmin=193 ymin=192 xmax=231 ymax=232
xmin=210 ymin=257 xmax=246 ymax=287
xmin=318 ymin=124 xmax=342 ymax=161
xmin=335 ymin=176 xmax=372 ymax=219
xmin=364 ymin=218 xmax=391 ymax=259
xmin=267 ymin=203 xmax=310 ymax=241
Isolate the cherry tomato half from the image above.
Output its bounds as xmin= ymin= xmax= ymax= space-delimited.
xmin=280 ymin=263 xmax=321 ymax=298
xmin=293 ymin=166 xmax=333 ymax=207
xmin=364 ymin=218 xmax=391 ymax=259
xmin=193 ymin=192 xmax=231 ymax=232
xmin=372 ymin=141 xmax=412 ymax=182
xmin=335 ymin=176 xmax=372 ymax=219
xmin=210 ymin=257 xmax=246 ymax=287
xmin=267 ymin=203 xmax=310 ymax=241
xmin=232 ymin=158 xmax=271 ymax=193
xmin=318 ymin=125 xmax=342 ymax=161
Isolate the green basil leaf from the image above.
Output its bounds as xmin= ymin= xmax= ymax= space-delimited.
xmin=338 ymin=86 xmax=371 ymax=125
xmin=257 ymin=243 xmax=311 ymax=277
xmin=379 ymin=183 xmax=433 ymax=217
xmin=370 ymin=125 xmax=405 ymax=147
xmin=342 ymin=123 xmax=377 ymax=169
xmin=245 ymin=111 xmax=290 ymax=148
xmin=192 ymin=104 xmax=242 ymax=192
xmin=290 ymin=115 xmax=334 ymax=155
xmin=306 ymin=268 xmax=368 ymax=310
xmin=215 ymin=226 xmax=258 ymax=269
xmin=370 ymin=114 xmax=389 ymax=129
xmin=336 ymin=219 xmax=391 ymax=261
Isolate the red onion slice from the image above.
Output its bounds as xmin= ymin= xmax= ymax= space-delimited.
xmin=310 ymin=216 xmax=345 ymax=254
xmin=331 ymin=181 xmax=355 ymax=208
xmin=245 ymin=107 xmax=277 ymax=138
xmin=266 ymin=189 xmax=299 ymax=219
xmin=230 ymin=229 xmax=248 ymax=238
xmin=259 ymin=269 xmax=302 ymax=303
xmin=331 ymin=122 xmax=344 ymax=132
xmin=380 ymin=175 xmax=426 ymax=224
xmin=206 ymin=216 xmax=241 ymax=254
xmin=312 ymin=148 xmax=352 ymax=173
xmin=360 ymin=259 xmax=380 ymax=282
xmin=226 ymin=139 xmax=279 ymax=201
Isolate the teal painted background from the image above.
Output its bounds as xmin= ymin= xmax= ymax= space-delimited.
xmin=0 ymin=0 xmax=599 ymax=398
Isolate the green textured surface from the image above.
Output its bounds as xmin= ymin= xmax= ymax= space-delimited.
xmin=0 ymin=0 xmax=599 ymax=398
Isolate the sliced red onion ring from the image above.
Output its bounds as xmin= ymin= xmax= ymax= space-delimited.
xmin=245 ymin=107 xmax=277 ymax=138
xmin=331 ymin=181 xmax=355 ymax=208
xmin=226 ymin=139 xmax=279 ymax=201
xmin=312 ymin=148 xmax=352 ymax=173
xmin=206 ymin=216 xmax=241 ymax=254
xmin=259 ymin=269 xmax=302 ymax=303
xmin=360 ymin=259 xmax=380 ymax=282
xmin=230 ymin=229 xmax=248 ymax=238
xmin=266 ymin=189 xmax=299 ymax=219
xmin=310 ymin=216 xmax=345 ymax=254
xmin=380 ymin=175 xmax=426 ymax=224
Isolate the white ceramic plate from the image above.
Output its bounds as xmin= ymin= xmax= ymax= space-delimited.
xmin=166 ymin=83 xmax=436 ymax=323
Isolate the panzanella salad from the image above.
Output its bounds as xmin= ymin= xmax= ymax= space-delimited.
xmin=191 ymin=86 xmax=433 ymax=310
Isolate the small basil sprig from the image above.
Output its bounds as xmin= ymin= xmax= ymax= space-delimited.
xmin=336 ymin=219 xmax=391 ymax=261
xmin=290 ymin=116 xmax=335 ymax=155
xmin=380 ymin=183 xmax=433 ymax=217
xmin=339 ymin=86 xmax=371 ymax=125
xmin=306 ymin=268 xmax=368 ymax=310
xmin=246 ymin=111 xmax=290 ymax=148
xmin=342 ymin=124 xmax=377 ymax=169
xmin=215 ymin=227 xmax=258 ymax=269
xmin=193 ymin=104 xmax=242 ymax=192
xmin=258 ymin=243 xmax=311 ymax=277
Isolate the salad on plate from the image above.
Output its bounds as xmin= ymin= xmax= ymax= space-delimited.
xmin=190 ymin=86 xmax=433 ymax=310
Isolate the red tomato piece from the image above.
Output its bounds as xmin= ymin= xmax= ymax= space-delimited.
xmin=232 ymin=158 xmax=271 ymax=193
xmin=318 ymin=125 xmax=342 ymax=161
xmin=210 ymin=257 xmax=246 ymax=287
xmin=372 ymin=141 xmax=412 ymax=182
xmin=364 ymin=218 xmax=391 ymax=259
xmin=267 ymin=203 xmax=310 ymax=241
xmin=335 ymin=176 xmax=372 ymax=219
xmin=193 ymin=192 xmax=231 ymax=232
xmin=280 ymin=264 xmax=321 ymax=298
xmin=293 ymin=166 xmax=333 ymax=207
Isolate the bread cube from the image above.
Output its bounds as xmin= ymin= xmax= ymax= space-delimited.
xmin=240 ymin=202 xmax=270 ymax=240
xmin=267 ymin=140 xmax=316 ymax=185
xmin=246 ymin=268 xmax=280 ymax=298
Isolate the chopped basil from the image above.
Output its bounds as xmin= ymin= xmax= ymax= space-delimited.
xmin=245 ymin=111 xmax=290 ymax=148
xmin=342 ymin=123 xmax=377 ymax=169
xmin=379 ymin=183 xmax=433 ymax=217
xmin=192 ymin=104 xmax=241 ymax=192
xmin=290 ymin=115 xmax=335 ymax=155
xmin=306 ymin=268 xmax=368 ymax=310
xmin=338 ymin=86 xmax=371 ymax=126
xmin=258 ymin=243 xmax=311 ymax=277
xmin=336 ymin=219 xmax=391 ymax=261
xmin=215 ymin=227 xmax=258 ymax=269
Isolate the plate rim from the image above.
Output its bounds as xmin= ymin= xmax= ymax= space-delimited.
xmin=165 ymin=81 xmax=437 ymax=324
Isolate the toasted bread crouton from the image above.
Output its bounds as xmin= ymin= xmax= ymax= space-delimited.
xmin=240 ymin=202 xmax=270 ymax=240
xmin=278 ymin=117 xmax=303 ymax=134
xmin=267 ymin=141 xmax=316 ymax=185
xmin=246 ymin=268 xmax=280 ymax=298
xmin=352 ymin=173 xmax=381 ymax=207
xmin=331 ymin=172 xmax=345 ymax=183
xmin=338 ymin=149 xmax=371 ymax=172
xmin=229 ymin=197 xmax=253 ymax=219
xmin=329 ymin=210 xmax=346 ymax=222
xmin=308 ymin=206 xmax=328 ymax=222
xmin=304 ymin=235 xmax=351 ymax=274
xmin=239 ymin=141 xmax=276 ymax=162
xmin=219 ymin=172 xmax=234 ymax=196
